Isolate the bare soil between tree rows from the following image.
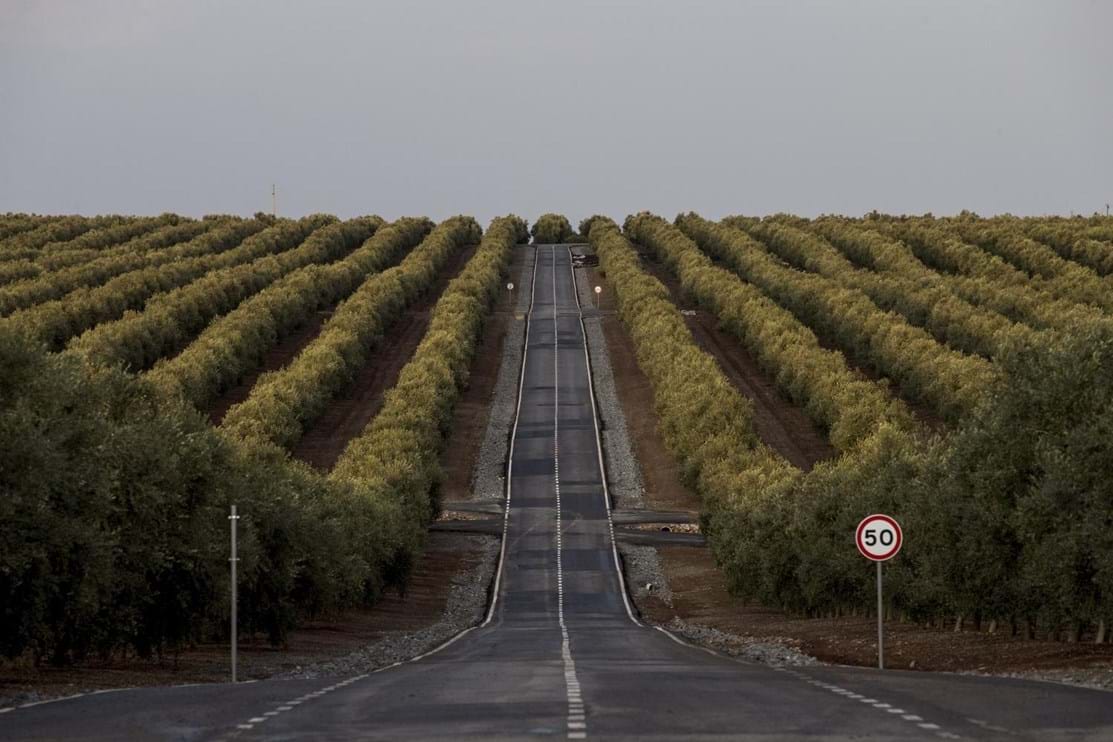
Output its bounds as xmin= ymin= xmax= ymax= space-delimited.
xmin=292 ymin=244 xmax=478 ymax=471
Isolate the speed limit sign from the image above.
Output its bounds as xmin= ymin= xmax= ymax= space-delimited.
xmin=856 ymin=514 xmax=902 ymax=562
xmin=856 ymin=513 xmax=902 ymax=670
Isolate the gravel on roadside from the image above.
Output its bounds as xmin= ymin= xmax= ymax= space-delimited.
xmin=281 ymin=535 xmax=500 ymax=680
xmin=471 ymin=247 xmax=535 ymax=502
xmin=571 ymin=256 xmax=646 ymax=510
xmin=665 ymin=619 xmax=819 ymax=667
xmin=618 ymin=543 xmax=673 ymax=607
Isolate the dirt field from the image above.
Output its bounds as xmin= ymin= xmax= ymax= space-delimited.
xmin=292 ymin=245 xmax=477 ymax=470
xmin=0 ymin=532 xmax=488 ymax=704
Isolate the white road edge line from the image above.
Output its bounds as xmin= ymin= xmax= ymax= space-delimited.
xmin=569 ymin=243 xmax=963 ymax=741
xmin=218 ymin=242 xmax=539 ymax=736
xmin=482 ymin=243 xmax=539 ymax=628
xmin=567 ymin=244 xmax=642 ymax=627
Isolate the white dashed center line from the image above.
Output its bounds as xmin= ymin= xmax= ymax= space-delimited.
xmin=553 ymin=246 xmax=587 ymax=740
xmin=774 ymin=666 xmax=961 ymax=739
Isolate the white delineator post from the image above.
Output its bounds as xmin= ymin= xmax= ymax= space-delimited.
xmin=855 ymin=513 xmax=903 ymax=670
xmin=230 ymin=504 xmax=240 ymax=683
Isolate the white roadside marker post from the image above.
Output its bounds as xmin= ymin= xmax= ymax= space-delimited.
xmin=230 ymin=504 xmax=240 ymax=683
xmin=855 ymin=514 xmax=903 ymax=670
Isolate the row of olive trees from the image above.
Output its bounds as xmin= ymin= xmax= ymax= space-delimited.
xmin=626 ymin=214 xmax=915 ymax=451
xmin=735 ymin=217 xmax=1040 ymax=360
xmin=942 ymin=219 xmax=1113 ymax=309
xmin=327 ymin=214 xmax=527 ymax=610
xmin=593 ymin=214 xmax=1113 ymax=642
xmin=681 ymin=214 xmax=996 ymax=423
xmin=1 ymin=214 xmax=527 ymax=665
xmin=876 ymin=219 xmax=1113 ymax=330
xmin=145 ymin=217 xmax=396 ymax=411
xmin=0 ymin=214 xmax=149 ymax=257
xmin=0 ymin=219 xmax=263 ymax=319
xmin=0 ymin=321 xmax=380 ymax=662
xmin=65 ymin=216 xmax=336 ymax=372
xmin=34 ymin=214 xmax=182 ymax=255
xmin=531 ymin=213 xmax=584 ymax=244
xmin=0 ymin=213 xmax=62 ymax=242
xmin=222 ymin=216 xmax=479 ymax=450
xmin=1010 ymin=218 xmax=1113 ymax=276
xmin=0 ymin=218 xmax=209 ymax=285
xmin=0 ymin=220 xmax=291 ymax=352
xmin=804 ymin=217 xmax=1103 ymax=335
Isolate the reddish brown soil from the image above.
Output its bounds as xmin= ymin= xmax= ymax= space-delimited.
xmin=813 ymin=334 xmax=948 ymax=432
xmin=207 ymin=310 xmax=333 ymax=425
xmin=291 ymin=246 xmax=478 ymax=471
xmin=438 ymin=248 xmax=528 ymax=502
xmin=636 ymin=256 xmax=836 ymax=470
xmin=637 ymin=546 xmax=1113 ymax=674
xmin=0 ymin=533 xmax=487 ymax=702
xmin=578 ymin=263 xmax=697 ymax=512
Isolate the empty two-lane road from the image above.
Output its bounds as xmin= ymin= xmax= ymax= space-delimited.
xmin=3 ymin=245 xmax=1112 ymax=741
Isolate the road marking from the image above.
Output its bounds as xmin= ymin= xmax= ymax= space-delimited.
xmin=785 ymin=673 xmax=960 ymax=739
xmin=567 ymin=245 xmax=642 ymax=627
xmin=554 ymin=246 xmax=588 ymax=740
xmin=483 ymin=244 xmax=539 ymax=628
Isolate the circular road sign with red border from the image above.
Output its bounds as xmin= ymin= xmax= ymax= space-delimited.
xmin=856 ymin=514 xmax=903 ymax=562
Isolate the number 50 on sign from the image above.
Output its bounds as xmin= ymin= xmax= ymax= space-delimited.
xmin=856 ymin=514 xmax=902 ymax=562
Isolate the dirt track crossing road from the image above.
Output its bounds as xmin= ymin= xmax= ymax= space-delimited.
xmin=3 ymin=246 xmax=1112 ymax=740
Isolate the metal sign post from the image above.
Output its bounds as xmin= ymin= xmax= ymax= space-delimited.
xmin=594 ymin=285 xmax=602 ymax=309
xmin=876 ymin=561 xmax=884 ymax=669
xmin=230 ymin=505 xmax=240 ymax=683
xmin=855 ymin=514 xmax=903 ymax=670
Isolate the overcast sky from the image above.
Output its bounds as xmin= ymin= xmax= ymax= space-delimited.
xmin=2 ymin=0 xmax=1110 ymax=224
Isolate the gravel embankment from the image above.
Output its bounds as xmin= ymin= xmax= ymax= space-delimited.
xmin=282 ymin=535 xmax=500 ymax=680
xmin=665 ymin=619 xmax=819 ymax=667
xmin=618 ymin=543 xmax=673 ymax=606
xmin=472 ymin=247 xmax=535 ymax=502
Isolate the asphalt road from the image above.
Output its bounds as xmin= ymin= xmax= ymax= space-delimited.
xmin=3 ymin=245 xmax=1112 ymax=741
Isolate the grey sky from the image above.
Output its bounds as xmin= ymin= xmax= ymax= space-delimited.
xmin=2 ymin=0 xmax=1110 ymax=224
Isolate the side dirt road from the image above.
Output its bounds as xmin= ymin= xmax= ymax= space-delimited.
xmin=572 ymin=244 xmax=1113 ymax=693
